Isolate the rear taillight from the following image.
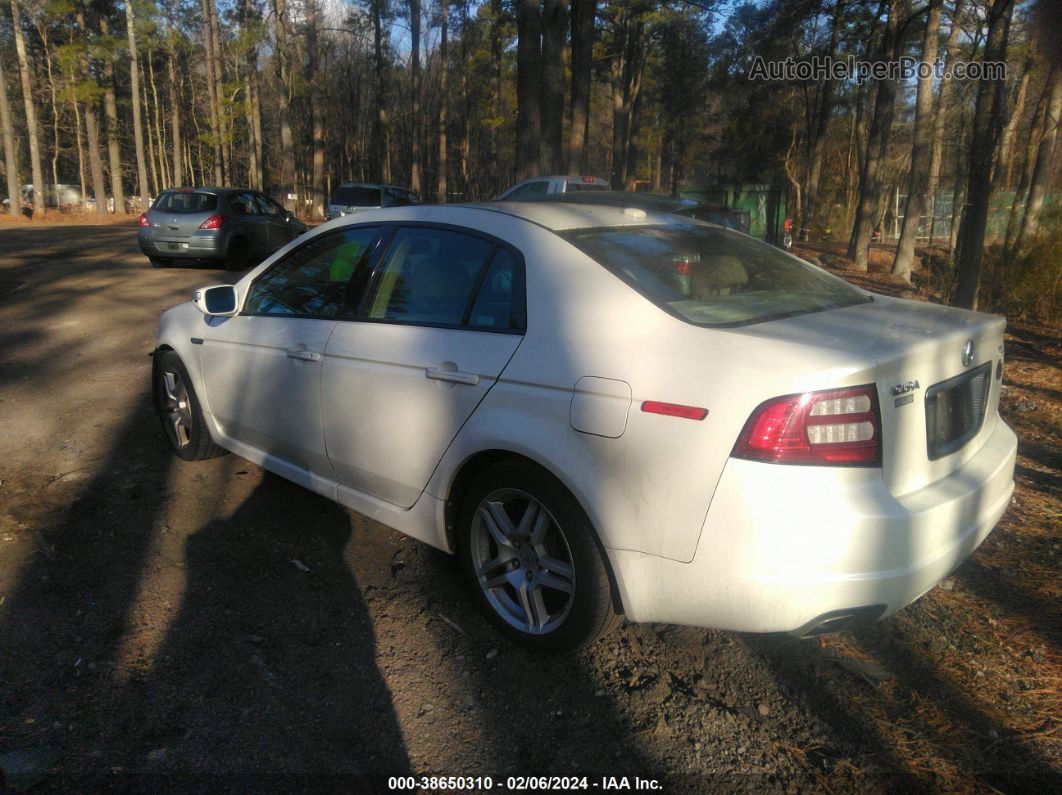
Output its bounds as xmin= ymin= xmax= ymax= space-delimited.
xmin=732 ymin=385 xmax=882 ymax=466
xmin=198 ymin=214 xmax=226 ymax=229
xmin=138 ymin=212 xmax=150 ymax=227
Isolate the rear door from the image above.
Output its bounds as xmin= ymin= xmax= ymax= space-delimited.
xmin=200 ymin=225 xmax=383 ymax=480
xmin=255 ymin=193 xmax=296 ymax=250
xmin=321 ymin=225 xmax=526 ymax=507
xmin=229 ymin=192 xmax=269 ymax=256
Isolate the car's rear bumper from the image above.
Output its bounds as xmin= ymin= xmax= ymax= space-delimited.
xmin=139 ymin=232 xmax=225 ymax=259
xmin=608 ymin=418 xmax=1017 ymax=633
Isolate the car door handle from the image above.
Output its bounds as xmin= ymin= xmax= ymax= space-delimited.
xmin=425 ymin=367 xmax=479 ymax=386
xmin=286 ymin=349 xmax=322 ymax=362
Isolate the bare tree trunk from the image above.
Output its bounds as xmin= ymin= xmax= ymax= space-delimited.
xmin=125 ymin=1 xmax=151 ymax=208
xmin=370 ymin=0 xmax=392 ymax=185
xmin=438 ymin=0 xmax=449 ymax=201
xmin=803 ymin=0 xmax=845 ymax=237
xmin=567 ymin=0 xmax=594 ymax=173
xmin=9 ymin=0 xmax=45 ymax=215
xmin=67 ymin=73 xmax=87 ymax=204
xmin=925 ymin=0 xmax=964 ymax=244
xmin=997 ymin=55 xmax=1032 ymax=190
xmin=515 ymin=0 xmax=542 ymax=178
xmin=1015 ymin=64 xmax=1061 ymax=245
xmin=167 ymin=33 xmax=184 ymax=186
xmin=540 ymin=0 xmax=566 ymax=173
xmin=1004 ymin=76 xmax=1049 ymax=250
xmin=200 ymin=0 xmax=223 ymax=184
xmin=488 ymin=0 xmax=503 ymax=189
xmin=892 ymin=0 xmax=942 ymax=281
xmin=410 ymin=0 xmax=422 ymax=194
xmin=74 ymin=10 xmax=107 ymax=216
xmin=306 ymin=0 xmax=325 ymax=218
xmin=953 ymin=0 xmax=1015 ymax=309
xmin=98 ymin=17 xmax=125 ymax=213
xmin=273 ymin=0 xmax=295 ymax=208
xmin=610 ymin=9 xmax=647 ymax=190
xmin=847 ymin=0 xmax=907 ymax=270
xmin=0 ymin=59 xmax=20 ymax=217
xmin=207 ymin=0 xmax=230 ymax=182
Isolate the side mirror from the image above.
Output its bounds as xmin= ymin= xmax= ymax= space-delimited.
xmin=193 ymin=285 xmax=239 ymax=316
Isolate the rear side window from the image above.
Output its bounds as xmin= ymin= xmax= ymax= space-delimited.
xmin=565 ymin=181 xmax=607 ymax=192
xmin=228 ymin=192 xmax=257 ymax=217
xmin=364 ymin=228 xmax=493 ymax=325
xmin=331 ymin=186 xmax=382 ymax=207
xmin=467 ymin=249 xmax=524 ymax=331
xmin=244 ymin=227 xmax=381 ymax=318
xmin=560 ymin=225 xmax=870 ymax=327
xmin=154 ymin=191 xmax=217 ymax=213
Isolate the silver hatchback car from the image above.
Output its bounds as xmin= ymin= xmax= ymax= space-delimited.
xmin=138 ymin=187 xmax=307 ymax=270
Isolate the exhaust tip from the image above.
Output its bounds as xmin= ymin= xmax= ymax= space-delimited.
xmin=792 ymin=604 xmax=887 ymax=639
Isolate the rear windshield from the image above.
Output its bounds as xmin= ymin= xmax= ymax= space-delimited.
xmin=154 ymin=191 xmax=218 ymax=213
xmin=331 ymin=186 xmax=382 ymax=207
xmin=560 ymin=225 xmax=870 ymax=327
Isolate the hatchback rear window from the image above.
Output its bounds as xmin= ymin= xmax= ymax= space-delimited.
xmin=154 ymin=191 xmax=217 ymax=213
xmin=560 ymin=225 xmax=870 ymax=327
xmin=331 ymin=186 xmax=382 ymax=207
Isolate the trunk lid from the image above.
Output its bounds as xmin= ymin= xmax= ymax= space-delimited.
xmin=146 ymin=191 xmax=221 ymax=240
xmin=733 ymin=295 xmax=1005 ymax=497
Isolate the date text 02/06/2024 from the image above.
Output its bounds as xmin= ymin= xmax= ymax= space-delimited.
xmin=387 ymin=775 xmax=663 ymax=791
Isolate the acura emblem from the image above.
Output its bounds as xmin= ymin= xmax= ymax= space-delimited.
xmin=961 ymin=340 xmax=975 ymax=367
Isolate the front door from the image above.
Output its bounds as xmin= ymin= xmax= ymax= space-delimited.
xmin=322 ymin=225 xmax=526 ymax=507
xmin=200 ymin=225 xmax=383 ymax=481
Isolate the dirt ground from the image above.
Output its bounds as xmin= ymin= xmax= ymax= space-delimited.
xmin=0 ymin=226 xmax=1058 ymax=792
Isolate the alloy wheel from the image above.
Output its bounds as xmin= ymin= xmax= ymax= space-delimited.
xmin=160 ymin=370 xmax=192 ymax=448
xmin=470 ymin=488 xmax=576 ymax=635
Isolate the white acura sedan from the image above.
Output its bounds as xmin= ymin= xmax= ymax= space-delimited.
xmin=153 ymin=202 xmax=1017 ymax=652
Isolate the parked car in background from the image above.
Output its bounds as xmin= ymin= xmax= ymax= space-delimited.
xmin=513 ymin=190 xmax=747 ymax=232
xmin=495 ymin=175 xmax=610 ymax=201
xmin=154 ymin=202 xmax=1016 ymax=653
xmin=325 ymin=183 xmax=420 ymax=220
xmin=138 ymin=187 xmax=307 ymax=270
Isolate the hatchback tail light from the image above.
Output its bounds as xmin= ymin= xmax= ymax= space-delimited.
xmin=138 ymin=212 xmax=150 ymax=227
xmin=732 ymin=385 xmax=882 ymax=466
xmin=198 ymin=214 xmax=226 ymax=230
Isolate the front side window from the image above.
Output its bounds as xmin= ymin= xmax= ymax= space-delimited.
xmin=363 ymin=227 xmax=493 ymax=325
xmin=244 ymin=227 xmax=381 ymax=318
xmin=154 ymin=191 xmax=217 ymax=213
xmin=560 ymin=224 xmax=870 ymax=327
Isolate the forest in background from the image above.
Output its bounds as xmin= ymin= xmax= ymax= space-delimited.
xmin=0 ymin=0 xmax=1059 ymax=312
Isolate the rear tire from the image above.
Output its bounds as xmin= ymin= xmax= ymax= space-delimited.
xmin=457 ymin=460 xmax=620 ymax=653
xmin=224 ymin=237 xmax=249 ymax=271
xmin=152 ymin=350 xmax=227 ymax=461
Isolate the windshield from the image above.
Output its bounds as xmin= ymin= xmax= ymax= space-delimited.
xmin=331 ymin=186 xmax=382 ymax=207
xmin=560 ymin=224 xmax=870 ymax=327
xmin=153 ymin=191 xmax=218 ymax=213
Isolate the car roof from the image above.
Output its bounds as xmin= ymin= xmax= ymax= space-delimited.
xmin=334 ymin=182 xmax=412 ymax=191
xmin=463 ymin=201 xmax=688 ymax=231
xmin=519 ymin=191 xmax=704 ymax=213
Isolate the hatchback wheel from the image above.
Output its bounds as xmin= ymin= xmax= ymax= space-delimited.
xmin=149 ymin=257 xmax=172 ymax=268
xmin=152 ymin=350 xmax=226 ymax=461
xmin=458 ymin=460 xmax=620 ymax=652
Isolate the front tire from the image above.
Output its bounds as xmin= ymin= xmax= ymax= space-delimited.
xmin=149 ymin=257 xmax=173 ymax=268
xmin=458 ymin=460 xmax=620 ymax=653
xmin=152 ymin=350 xmax=226 ymax=461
